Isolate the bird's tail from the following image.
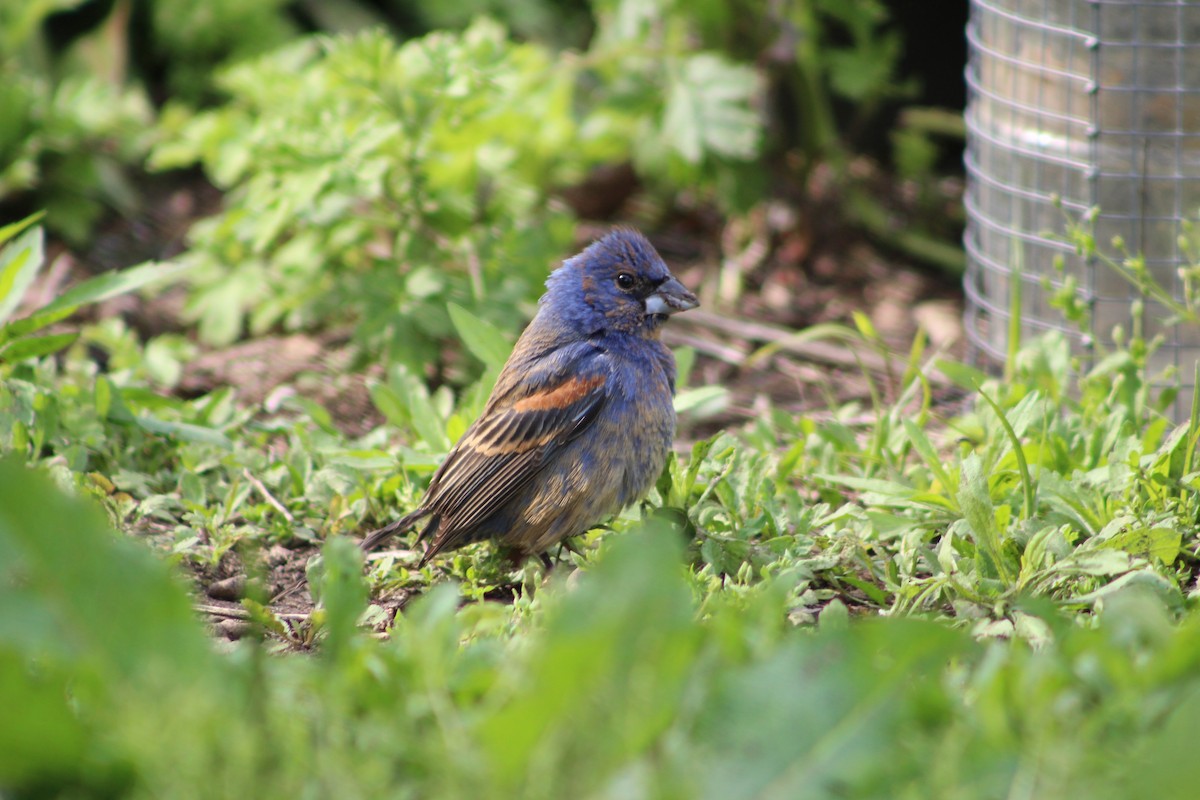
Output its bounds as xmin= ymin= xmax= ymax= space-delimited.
xmin=359 ymin=507 xmax=431 ymax=552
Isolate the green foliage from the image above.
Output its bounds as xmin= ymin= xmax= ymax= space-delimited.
xmin=0 ymin=214 xmax=183 ymax=364
xmin=0 ymin=59 xmax=153 ymax=244
xmin=4 ymin=459 xmax=1200 ymax=799
xmin=633 ymin=321 xmax=1197 ymax=637
xmin=595 ymin=0 xmax=907 ymax=165
xmin=4 ymin=5 xmax=1195 ymax=795
xmin=147 ymin=0 xmax=298 ymax=101
xmin=151 ymin=18 xmax=763 ymax=361
xmin=0 ymin=0 xmax=299 ymax=242
xmin=152 ymin=22 xmax=587 ymax=358
xmin=586 ymin=0 xmax=763 ymax=201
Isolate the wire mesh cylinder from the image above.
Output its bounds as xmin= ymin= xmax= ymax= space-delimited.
xmin=964 ymin=0 xmax=1200 ymax=419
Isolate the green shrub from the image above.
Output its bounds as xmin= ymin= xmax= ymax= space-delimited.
xmin=0 ymin=0 xmax=300 ymax=243
xmin=2 ymin=457 xmax=1198 ymax=799
xmin=151 ymin=17 xmax=763 ymax=363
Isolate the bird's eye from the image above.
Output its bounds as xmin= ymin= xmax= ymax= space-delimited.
xmin=616 ymin=272 xmax=636 ymax=290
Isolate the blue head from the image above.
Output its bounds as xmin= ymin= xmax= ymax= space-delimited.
xmin=542 ymin=229 xmax=699 ymax=337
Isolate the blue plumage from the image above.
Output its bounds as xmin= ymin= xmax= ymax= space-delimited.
xmin=360 ymin=228 xmax=699 ymax=565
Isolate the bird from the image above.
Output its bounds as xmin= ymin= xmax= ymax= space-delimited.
xmin=360 ymin=228 xmax=699 ymax=568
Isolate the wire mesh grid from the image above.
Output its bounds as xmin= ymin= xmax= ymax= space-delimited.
xmin=964 ymin=0 xmax=1200 ymax=419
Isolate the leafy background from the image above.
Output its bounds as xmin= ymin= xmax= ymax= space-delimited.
xmin=3 ymin=1 xmax=1198 ymax=798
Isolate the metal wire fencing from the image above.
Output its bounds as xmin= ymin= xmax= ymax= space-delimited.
xmin=965 ymin=0 xmax=1200 ymax=419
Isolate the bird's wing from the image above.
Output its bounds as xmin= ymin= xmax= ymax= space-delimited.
xmin=418 ymin=350 xmax=609 ymax=553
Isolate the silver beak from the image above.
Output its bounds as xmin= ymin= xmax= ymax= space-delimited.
xmin=645 ymin=276 xmax=699 ymax=316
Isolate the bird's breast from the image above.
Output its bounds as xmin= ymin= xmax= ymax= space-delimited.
xmin=601 ymin=355 xmax=676 ymax=506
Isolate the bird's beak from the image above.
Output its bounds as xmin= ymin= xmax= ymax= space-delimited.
xmin=645 ymin=277 xmax=699 ymax=316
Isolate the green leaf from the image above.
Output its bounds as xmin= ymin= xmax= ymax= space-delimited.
xmin=662 ymin=54 xmax=760 ymax=163
xmin=315 ymin=537 xmax=367 ymax=664
xmin=131 ymin=415 xmax=233 ymax=449
xmin=0 ymin=212 xmax=44 ymax=248
xmin=0 ymin=456 xmax=215 ymax=676
xmin=0 ymin=651 xmax=87 ymax=785
xmin=0 ymin=304 xmax=76 ymax=345
xmin=933 ymin=358 xmax=989 ymax=391
xmin=369 ymin=381 xmax=408 ymax=429
xmin=902 ymin=418 xmax=955 ymax=499
xmin=1064 ymin=568 xmax=1183 ymax=609
xmin=1100 ymin=526 xmax=1182 ymax=566
xmin=1057 ymin=549 xmax=1136 ymax=577
xmin=814 ymin=474 xmax=916 ymax=498
xmin=675 ymin=385 xmax=729 ymax=417
xmin=476 ymin=524 xmax=696 ymax=788
xmin=975 ymin=387 xmax=1037 ymax=520
xmin=957 ymin=453 xmax=1014 ymax=584
xmin=0 ymin=226 xmax=43 ymax=326
xmin=39 ymin=259 xmax=186 ymax=316
xmin=447 ymin=302 xmax=512 ymax=370
xmin=374 ymin=368 xmax=451 ymax=452
xmin=0 ymin=332 xmax=78 ymax=363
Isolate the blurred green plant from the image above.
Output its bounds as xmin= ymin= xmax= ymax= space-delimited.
xmin=0 ymin=0 xmax=300 ymax=243
xmin=151 ymin=22 xmax=582 ymax=362
xmin=0 ymin=7 xmax=153 ymax=245
xmin=4 ymin=457 xmax=1200 ymax=799
xmin=0 ymin=212 xmax=182 ymax=364
xmin=587 ymin=0 xmax=906 ymax=164
xmin=582 ymin=0 xmax=764 ymax=207
xmin=150 ymin=18 xmax=762 ymax=365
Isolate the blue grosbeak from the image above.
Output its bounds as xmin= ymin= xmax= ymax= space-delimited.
xmin=360 ymin=228 xmax=699 ymax=566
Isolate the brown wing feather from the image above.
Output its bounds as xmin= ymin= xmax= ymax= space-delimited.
xmin=416 ymin=374 xmax=607 ymax=560
xmin=360 ymin=351 xmax=610 ymax=558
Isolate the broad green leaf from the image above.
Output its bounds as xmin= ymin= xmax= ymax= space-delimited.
xmin=0 ymin=212 xmax=44 ymax=248
xmin=0 ymin=227 xmax=43 ymax=326
xmin=690 ymin=619 xmax=965 ymax=800
xmin=0 ymin=456 xmax=214 ymax=675
xmin=0 ymin=652 xmax=86 ymax=784
xmin=1064 ymin=568 xmax=1182 ymax=608
xmin=131 ymin=415 xmax=233 ymax=449
xmin=375 ymin=368 xmax=451 ymax=452
xmin=476 ymin=525 xmax=695 ymax=788
xmin=39 ymin=259 xmax=186 ymax=316
xmin=0 ymin=304 xmax=76 ymax=345
xmin=324 ymin=449 xmax=396 ymax=470
xmin=316 ymin=537 xmax=367 ymax=665
xmin=956 ymin=454 xmax=1013 ymax=584
xmin=1100 ymin=526 xmax=1182 ymax=566
xmin=675 ymin=385 xmax=729 ymax=416
xmin=662 ymin=53 xmax=759 ymax=163
xmin=0 ymin=332 xmax=78 ymax=363
xmin=933 ymin=358 xmax=989 ymax=391
xmin=447 ymin=302 xmax=512 ymax=370
xmin=814 ymin=474 xmax=916 ymax=498
xmin=902 ymin=418 xmax=955 ymax=497
xmin=1057 ymin=549 xmax=1136 ymax=576
xmin=369 ymin=381 xmax=408 ymax=429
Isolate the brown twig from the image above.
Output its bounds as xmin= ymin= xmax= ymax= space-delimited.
xmin=675 ymin=309 xmax=953 ymax=388
xmin=195 ymin=603 xmax=311 ymax=622
xmin=661 ymin=328 xmax=749 ymax=365
xmin=243 ymin=468 xmax=294 ymax=523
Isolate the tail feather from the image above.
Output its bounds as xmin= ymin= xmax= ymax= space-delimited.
xmin=416 ymin=535 xmax=447 ymax=569
xmin=359 ymin=507 xmax=431 ymax=552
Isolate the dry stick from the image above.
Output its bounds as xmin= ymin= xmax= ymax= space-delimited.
xmin=661 ymin=328 xmax=749 ymax=365
xmin=195 ymin=603 xmax=311 ymax=622
xmin=364 ymin=549 xmax=421 ymax=562
xmin=675 ymin=309 xmax=953 ymax=388
xmin=243 ymin=468 xmax=295 ymax=523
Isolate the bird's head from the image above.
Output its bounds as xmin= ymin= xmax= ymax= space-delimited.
xmin=543 ymin=229 xmax=699 ymax=337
